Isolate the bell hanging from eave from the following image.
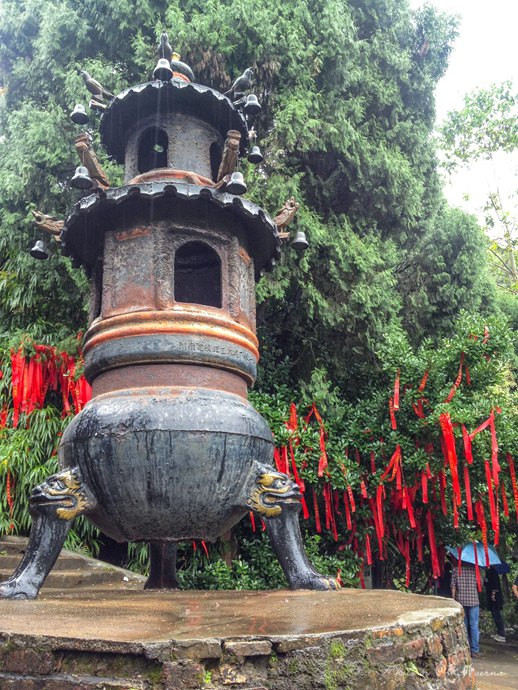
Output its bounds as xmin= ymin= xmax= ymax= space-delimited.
xmin=243 ymin=94 xmax=261 ymax=115
xmin=290 ymin=229 xmax=309 ymax=251
xmin=30 ymin=239 xmax=49 ymax=260
xmin=248 ymin=145 xmax=263 ymax=164
xmin=70 ymin=104 xmax=89 ymax=125
xmin=226 ymin=171 xmax=247 ymax=195
xmin=153 ymin=58 xmax=174 ymax=82
xmin=71 ymin=165 xmax=93 ymax=190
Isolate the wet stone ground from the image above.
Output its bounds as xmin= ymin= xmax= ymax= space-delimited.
xmin=472 ymin=635 xmax=518 ymax=690
xmin=0 ymin=589 xmax=475 ymax=689
xmin=0 ymin=538 xmax=476 ymax=689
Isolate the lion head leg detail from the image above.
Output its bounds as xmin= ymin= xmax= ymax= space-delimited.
xmin=246 ymin=470 xmax=302 ymax=518
xmin=30 ymin=466 xmax=97 ymax=521
xmin=0 ymin=466 xmax=97 ymax=600
xmin=243 ymin=467 xmax=340 ymax=592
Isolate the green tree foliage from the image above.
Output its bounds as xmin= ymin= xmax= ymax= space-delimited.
xmin=440 ymin=81 xmax=518 ymax=169
xmin=252 ymin=313 xmax=517 ymax=589
xmin=439 ymin=82 xmax=518 ymax=295
xmin=396 ymin=207 xmax=496 ymax=337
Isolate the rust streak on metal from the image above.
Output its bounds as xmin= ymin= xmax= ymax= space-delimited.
xmin=129 ymin=169 xmax=215 ymax=186
xmin=238 ymin=246 xmax=251 ymax=265
xmin=115 ymin=227 xmax=151 ymax=242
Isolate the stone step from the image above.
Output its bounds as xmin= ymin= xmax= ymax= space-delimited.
xmin=0 ymin=554 xmax=87 ymax=570
xmin=0 ymin=536 xmax=145 ymax=590
xmin=0 ymin=567 xmax=131 ymax=589
xmin=0 ymin=535 xmax=36 ymax=554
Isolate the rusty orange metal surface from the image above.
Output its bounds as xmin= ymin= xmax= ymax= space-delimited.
xmin=92 ymin=364 xmax=248 ymax=398
xmin=114 ymin=227 xmax=151 ymax=242
xmin=84 ymin=307 xmax=259 ymax=359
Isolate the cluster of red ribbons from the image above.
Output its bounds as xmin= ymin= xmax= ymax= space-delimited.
xmin=6 ymin=346 xmax=91 ymax=427
xmin=1 ymin=345 xmax=92 ymax=526
xmin=264 ymin=350 xmax=515 ymax=589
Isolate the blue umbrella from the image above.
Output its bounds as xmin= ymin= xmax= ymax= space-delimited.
xmin=447 ymin=542 xmax=502 ymax=567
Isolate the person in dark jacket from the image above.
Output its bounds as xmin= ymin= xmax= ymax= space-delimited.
xmin=437 ymin=559 xmax=452 ymax=597
xmin=484 ymin=567 xmax=506 ymax=642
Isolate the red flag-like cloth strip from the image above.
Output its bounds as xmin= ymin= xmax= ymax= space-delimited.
xmin=439 ymin=413 xmax=461 ymax=506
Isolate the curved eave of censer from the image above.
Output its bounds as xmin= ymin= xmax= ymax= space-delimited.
xmin=60 ymin=182 xmax=281 ymax=279
xmin=100 ymin=80 xmax=248 ymax=162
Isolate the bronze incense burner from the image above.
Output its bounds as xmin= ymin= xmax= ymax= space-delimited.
xmin=0 ymin=40 xmax=337 ymax=598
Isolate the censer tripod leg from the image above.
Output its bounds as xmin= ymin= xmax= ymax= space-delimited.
xmin=247 ymin=469 xmax=339 ymax=591
xmin=0 ymin=466 xmax=95 ymax=600
xmin=144 ymin=542 xmax=179 ymax=589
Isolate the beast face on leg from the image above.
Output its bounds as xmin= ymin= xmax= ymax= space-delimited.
xmin=245 ymin=468 xmax=340 ymax=591
xmin=0 ymin=467 xmax=96 ymax=599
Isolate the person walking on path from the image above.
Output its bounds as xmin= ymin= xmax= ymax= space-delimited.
xmin=451 ymin=561 xmax=480 ymax=656
xmin=484 ymin=566 xmax=506 ymax=642
xmin=513 ymin=574 xmax=518 ymax=600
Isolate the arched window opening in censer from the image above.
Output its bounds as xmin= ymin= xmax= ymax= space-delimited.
xmin=138 ymin=127 xmax=168 ymax=173
xmin=210 ymin=142 xmax=222 ymax=182
xmin=174 ymin=241 xmax=222 ymax=308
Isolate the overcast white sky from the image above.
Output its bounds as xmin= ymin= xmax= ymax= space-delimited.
xmin=409 ymin=0 xmax=518 ymax=226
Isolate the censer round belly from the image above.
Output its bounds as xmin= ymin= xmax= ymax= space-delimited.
xmin=58 ymin=387 xmax=273 ymax=543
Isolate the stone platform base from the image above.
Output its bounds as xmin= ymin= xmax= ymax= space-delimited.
xmin=0 ymin=588 xmax=474 ymax=689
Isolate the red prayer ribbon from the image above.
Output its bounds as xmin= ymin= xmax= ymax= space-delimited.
xmin=388 ymin=397 xmax=397 ymax=430
xmin=444 ymin=352 xmax=464 ymax=403
xmin=426 ymin=511 xmax=440 ymax=579
xmin=469 ymin=415 xmax=492 ymax=441
xmin=475 ymin=500 xmax=490 ymax=567
xmin=462 ymin=426 xmax=473 ymax=465
xmin=508 ymin=454 xmax=518 ymax=520
xmin=393 ymin=369 xmax=400 ymax=410
xmin=312 ymin=488 xmax=321 ymax=533
xmin=501 ymin=480 xmax=509 ymax=518
xmin=365 ymin=534 xmax=372 ymax=565
xmin=439 ymin=413 xmax=461 ymax=506
xmin=405 ymin=488 xmax=416 ymax=528
xmin=347 ymin=485 xmax=356 ymax=512
xmin=418 ymin=370 xmax=429 ymax=392
xmin=421 ymin=471 xmax=428 ymax=504
xmin=463 ymin=464 xmax=473 ymax=521
xmin=484 ymin=460 xmax=498 ymax=541
xmin=343 ymin=491 xmax=352 ymax=530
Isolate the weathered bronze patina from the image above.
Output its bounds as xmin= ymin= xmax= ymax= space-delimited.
xmin=0 ymin=35 xmax=336 ymax=598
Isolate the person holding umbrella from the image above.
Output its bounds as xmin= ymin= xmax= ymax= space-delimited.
xmin=448 ymin=542 xmax=506 ymax=656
